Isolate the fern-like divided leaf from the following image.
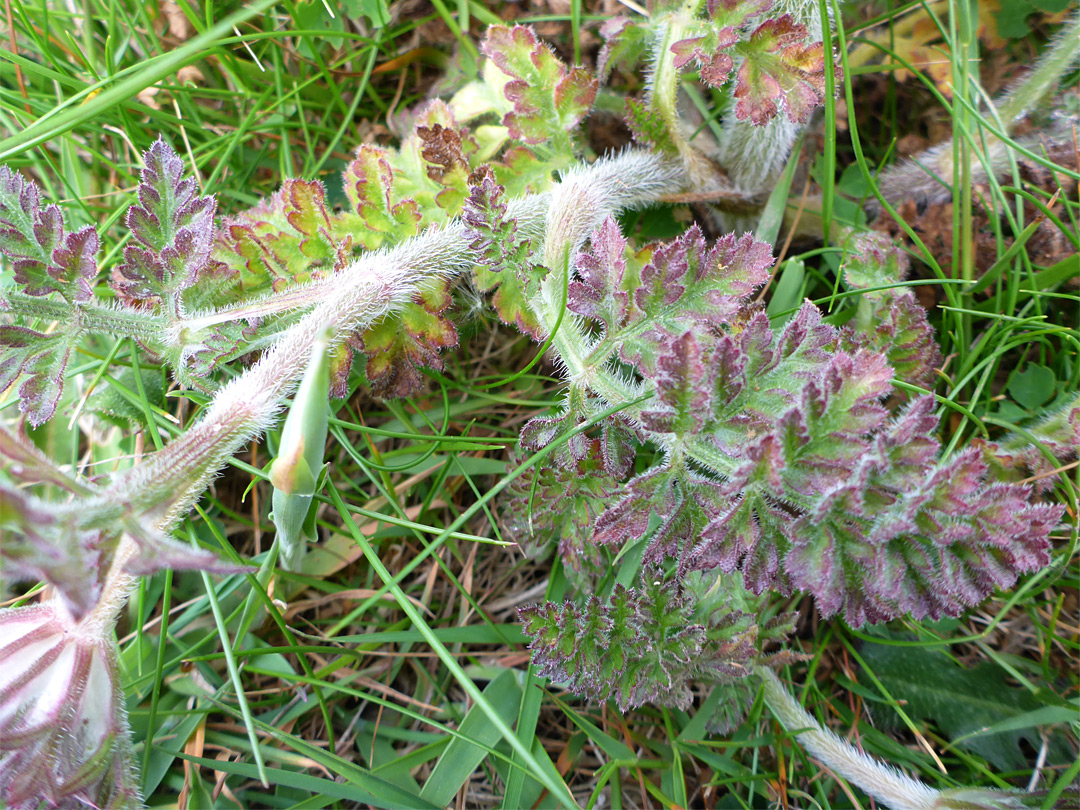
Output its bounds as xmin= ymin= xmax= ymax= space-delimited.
xmin=111 ymin=138 xmax=217 ymax=310
xmin=521 ymin=571 xmax=797 ymax=727
xmin=522 ymin=220 xmax=1061 ymax=627
xmin=0 ymin=167 xmax=99 ymax=425
xmin=462 ymin=165 xmax=546 ymax=338
xmin=501 ymin=413 xmax=635 ymax=574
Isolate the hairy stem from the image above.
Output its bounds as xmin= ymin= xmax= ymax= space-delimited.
xmin=756 ymin=667 xmax=941 ymax=810
xmin=2 ymin=292 xmax=163 ymax=342
xmin=111 ymin=150 xmax=684 ymax=536
xmin=173 ymin=274 xmax=349 ymax=337
xmin=536 ymin=151 xmax=687 ymax=421
xmin=717 ymin=0 xmax=824 ymax=199
xmin=997 ymin=8 xmax=1080 ymax=126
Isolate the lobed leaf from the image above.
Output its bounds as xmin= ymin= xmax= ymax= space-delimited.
xmin=357 ymin=279 xmax=459 ymax=398
xmin=462 ymin=165 xmax=545 ymax=338
xmin=732 ymin=15 xmax=833 ymax=125
xmin=553 ymin=222 xmax=1059 ymax=626
xmin=597 ymin=17 xmax=649 ymax=81
xmin=522 ymin=570 xmax=794 ymax=719
xmin=570 ymin=219 xmax=774 ymax=369
xmin=482 ymin=26 xmax=597 ymax=148
xmin=841 ymin=231 xmax=941 ymax=388
xmin=112 ymin=138 xmax=216 ymax=307
xmin=0 ymin=167 xmax=98 ymax=303
xmin=0 ymin=324 xmax=76 ymax=426
xmin=503 ymin=413 xmax=634 ymax=574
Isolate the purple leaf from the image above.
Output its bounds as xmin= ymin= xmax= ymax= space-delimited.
xmin=112 ymin=138 xmax=217 ymax=307
xmin=0 ymin=168 xmax=98 ymax=303
xmin=0 ymin=325 xmax=75 ymax=426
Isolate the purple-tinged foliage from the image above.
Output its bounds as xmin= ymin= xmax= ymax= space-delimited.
xmin=0 ymin=603 xmax=139 ymax=810
xmin=505 ymin=411 xmax=635 ymax=572
xmin=0 ymin=166 xmax=98 ymax=303
xmin=639 ymin=330 xmax=717 ymax=435
xmin=112 ymin=139 xmax=216 ymax=308
xmin=731 ymin=15 xmax=832 ymax=125
xmin=521 ymin=571 xmax=797 ymax=724
xmin=990 ymin=396 xmax=1080 ymax=492
xmin=502 ymin=437 xmax=626 ymax=575
xmin=841 ymin=232 xmax=941 ymax=389
xmin=569 ymin=218 xmax=774 ymax=364
xmin=0 ymin=324 xmax=75 ymax=426
xmin=518 ymin=220 xmax=1061 ymax=627
xmin=359 ymin=278 xmax=459 ymax=398
xmin=462 ymin=165 xmax=545 ymax=338
xmin=183 ymin=317 xmax=262 ymax=380
xmin=671 ymin=0 xmax=772 ymax=91
xmin=636 ymin=0 xmax=836 ymax=128
xmin=462 ymin=166 xmax=535 ymax=275
xmin=481 ymin=26 xmax=597 ymax=147
xmin=0 ymin=168 xmax=102 ymax=424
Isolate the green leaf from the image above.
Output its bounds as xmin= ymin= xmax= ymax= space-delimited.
xmin=342 ymin=144 xmax=422 ymax=249
xmin=1009 ymin=364 xmax=1057 ymax=410
xmin=481 ymin=26 xmax=597 ymax=152
xmin=358 ymin=279 xmax=459 ymax=398
xmin=861 ymin=644 xmax=1074 ymax=771
xmin=766 ymin=258 xmax=805 ymax=320
xmin=418 ymin=669 xmax=522 ymax=806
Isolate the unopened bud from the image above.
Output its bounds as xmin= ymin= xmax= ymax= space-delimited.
xmin=269 ymin=326 xmax=332 ymax=571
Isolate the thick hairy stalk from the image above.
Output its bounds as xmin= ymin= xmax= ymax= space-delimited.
xmin=0 ymin=292 xmax=162 ymax=341
xmin=875 ymin=8 xmax=1080 ymax=210
xmin=757 ymin=667 xmax=941 ymax=810
xmin=117 ymin=151 xmax=681 ymax=525
xmin=756 ymin=668 xmax=1058 ymax=810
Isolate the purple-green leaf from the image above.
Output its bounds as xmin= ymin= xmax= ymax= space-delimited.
xmin=0 ymin=325 xmax=75 ymax=426
xmin=0 ymin=168 xmax=98 ymax=303
xmin=113 ymin=138 xmax=216 ymax=307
